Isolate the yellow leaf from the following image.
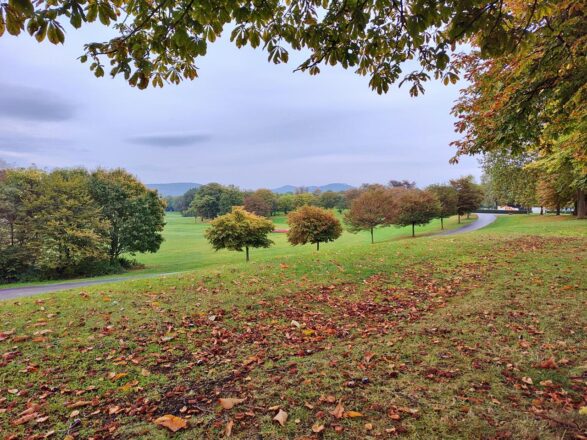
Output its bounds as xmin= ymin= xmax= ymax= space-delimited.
xmin=579 ymin=406 xmax=587 ymax=415
xmin=345 ymin=411 xmax=363 ymax=418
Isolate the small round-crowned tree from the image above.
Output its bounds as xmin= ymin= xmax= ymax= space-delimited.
xmin=204 ymin=206 xmax=274 ymax=262
xmin=287 ymin=206 xmax=342 ymax=251
xmin=344 ymin=188 xmax=395 ymax=243
xmin=392 ymin=189 xmax=440 ymax=237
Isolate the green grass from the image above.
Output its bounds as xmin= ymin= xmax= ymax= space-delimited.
xmin=0 ymin=215 xmax=585 ymax=439
xmin=0 ymin=211 xmax=475 ymax=288
xmin=132 ymin=212 xmax=475 ymax=274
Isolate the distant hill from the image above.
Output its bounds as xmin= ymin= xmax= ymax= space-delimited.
xmin=147 ymin=182 xmax=200 ymax=197
xmin=272 ymin=183 xmax=354 ymax=194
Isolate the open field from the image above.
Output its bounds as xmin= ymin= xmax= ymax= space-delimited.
xmin=0 ymin=215 xmax=585 ymax=439
xmin=0 ymin=212 xmax=476 ymax=289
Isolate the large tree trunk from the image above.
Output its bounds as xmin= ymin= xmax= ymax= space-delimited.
xmin=577 ymin=188 xmax=586 ymax=219
xmin=245 ymin=246 xmax=249 ymax=262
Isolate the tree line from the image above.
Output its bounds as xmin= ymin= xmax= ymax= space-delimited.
xmin=0 ymin=168 xmax=165 ymax=283
xmin=204 ymin=176 xmax=484 ymax=261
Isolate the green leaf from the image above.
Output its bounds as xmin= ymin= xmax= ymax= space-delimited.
xmin=9 ymin=0 xmax=34 ymax=16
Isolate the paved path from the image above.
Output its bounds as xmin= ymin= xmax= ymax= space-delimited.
xmin=0 ymin=214 xmax=498 ymax=301
xmin=436 ymin=213 xmax=497 ymax=236
xmin=0 ymin=272 xmax=181 ymax=301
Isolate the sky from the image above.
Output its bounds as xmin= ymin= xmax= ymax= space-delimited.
xmin=0 ymin=24 xmax=481 ymax=189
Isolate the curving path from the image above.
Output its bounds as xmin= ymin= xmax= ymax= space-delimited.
xmin=0 ymin=214 xmax=498 ymax=301
xmin=436 ymin=213 xmax=497 ymax=236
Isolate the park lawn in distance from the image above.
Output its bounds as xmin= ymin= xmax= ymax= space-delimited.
xmin=130 ymin=211 xmax=475 ymax=274
xmin=0 ymin=215 xmax=585 ymax=439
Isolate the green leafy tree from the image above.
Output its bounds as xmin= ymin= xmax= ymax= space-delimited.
xmin=1 ymin=0 xmax=550 ymax=94
xmin=426 ymin=184 xmax=458 ymax=229
xmin=218 ymin=185 xmax=244 ymax=215
xmin=392 ymin=189 xmax=440 ymax=237
xmin=90 ymin=168 xmax=166 ymax=262
xmin=319 ymin=191 xmax=345 ymax=210
xmin=451 ymin=1 xmax=586 ymax=217
xmin=277 ymin=194 xmax=295 ymax=214
xmin=32 ymin=169 xmax=110 ymax=275
xmin=205 ymin=206 xmax=274 ymax=261
xmin=287 ymin=206 xmax=342 ymax=251
xmin=450 ymin=176 xmax=484 ymax=222
xmin=292 ymin=192 xmax=318 ymax=209
xmin=344 ymin=188 xmax=394 ymax=243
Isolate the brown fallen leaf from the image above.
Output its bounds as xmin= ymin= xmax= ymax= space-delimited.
xmin=312 ymin=423 xmax=325 ymax=433
xmin=273 ymin=409 xmax=288 ymax=426
xmin=154 ymin=414 xmax=188 ymax=432
xmin=537 ymin=357 xmax=558 ymax=369
xmin=225 ymin=419 xmax=234 ymax=437
xmin=219 ymin=398 xmax=245 ymax=410
xmin=330 ymin=402 xmax=344 ymax=419
xmin=12 ymin=413 xmax=38 ymax=426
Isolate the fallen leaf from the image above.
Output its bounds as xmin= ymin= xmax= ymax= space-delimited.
xmin=522 ymin=376 xmax=533 ymax=385
xmin=330 ymin=402 xmax=344 ymax=419
xmin=312 ymin=423 xmax=325 ymax=433
xmin=273 ymin=409 xmax=288 ymax=426
xmin=537 ymin=357 xmax=558 ymax=369
xmin=219 ymin=398 xmax=245 ymax=410
xmin=225 ymin=419 xmax=234 ymax=437
xmin=345 ymin=411 xmax=363 ymax=418
xmin=154 ymin=414 xmax=188 ymax=432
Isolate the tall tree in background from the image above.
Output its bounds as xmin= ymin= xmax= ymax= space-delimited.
xmin=90 ymin=168 xmax=166 ymax=262
xmin=345 ymin=188 xmax=395 ymax=243
xmin=452 ymin=1 xmax=586 ymax=218
xmin=319 ymin=191 xmax=345 ymax=210
xmin=391 ymin=189 xmax=440 ymax=237
xmin=287 ymin=206 xmax=342 ymax=251
xmin=480 ymin=152 xmax=538 ymax=210
xmin=450 ymin=176 xmax=484 ymax=222
xmin=205 ymin=207 xmax=274 ymax=262
xmin=244 ymin=193 xmax=272 ymax=217
xmin=426 ymin=184 xmax=458 ymax=230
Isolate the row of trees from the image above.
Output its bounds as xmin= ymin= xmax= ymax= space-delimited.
xmin=0 ymin=167 xmax=165 ymax=282
xmin=205 ymin=177 xmax=483 ymax=260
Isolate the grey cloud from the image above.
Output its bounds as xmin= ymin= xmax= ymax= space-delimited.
xmin=0 ymin=135 xmax=72 ymax=152
xmin=126 ymin=133 xmax=211 ymax=147
xmin=0 ymin=83 xmax=75 ymax=122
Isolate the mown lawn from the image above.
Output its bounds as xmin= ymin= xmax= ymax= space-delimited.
xmin=0 ymin=215 xmax=585 ymax=439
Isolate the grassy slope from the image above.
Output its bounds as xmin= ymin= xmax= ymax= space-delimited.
xmin=0 ymin=215 xmax=585 ymax=439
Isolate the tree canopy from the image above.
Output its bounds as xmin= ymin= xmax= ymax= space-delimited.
xmin=287 ymin=206 xmax=341 ymax=250
xmin=391 ymin=188 xmax=440 ymax=237
xmin=0 ymin=0 xmax=557 ymax=93
xmin=344 ymin=187 xmax=394 ymax=243
xmin=204 ymin=206 xmax=274 ymax=261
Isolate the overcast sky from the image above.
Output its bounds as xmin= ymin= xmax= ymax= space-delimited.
xmin=0 ymin=25 xmax=480 ymax=189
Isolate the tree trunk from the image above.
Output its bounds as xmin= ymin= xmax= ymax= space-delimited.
xmin=540 ymin=206 xmax=543 ymax=215
xmin=458 ymin=214 xmax=461 ymax=224
xmin=556 ymin=204 xmax=560 ymax=216
xmin=316 ymin=242 xmax=320 ymax=251
xmin=440 ymin=217 xmax=444 ymax=230
xmin=245 ymin=246 xmax=250 ymax=262
xmin=467 ymin=212 xmax=470 ymax=219
xmin=370 ymin=228 xmax=374 ymax=244
xmin=577 ymin=188 xmax=586 ymax=219
xmin=411 ymin=222 xmax=415 ymax=237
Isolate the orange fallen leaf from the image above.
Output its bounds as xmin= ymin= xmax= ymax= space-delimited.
xmin=537 ymin=357 xmax=558 ymax=369
xmin=219 ymin=398 xmax=245 ymax=410
xmin=273 ymin=409 xmax=288 ymax=426
xmin=345 ymin=411 xmax=363 ymax=418
xmin=154 ymin=414 xmax=188 ymax=432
